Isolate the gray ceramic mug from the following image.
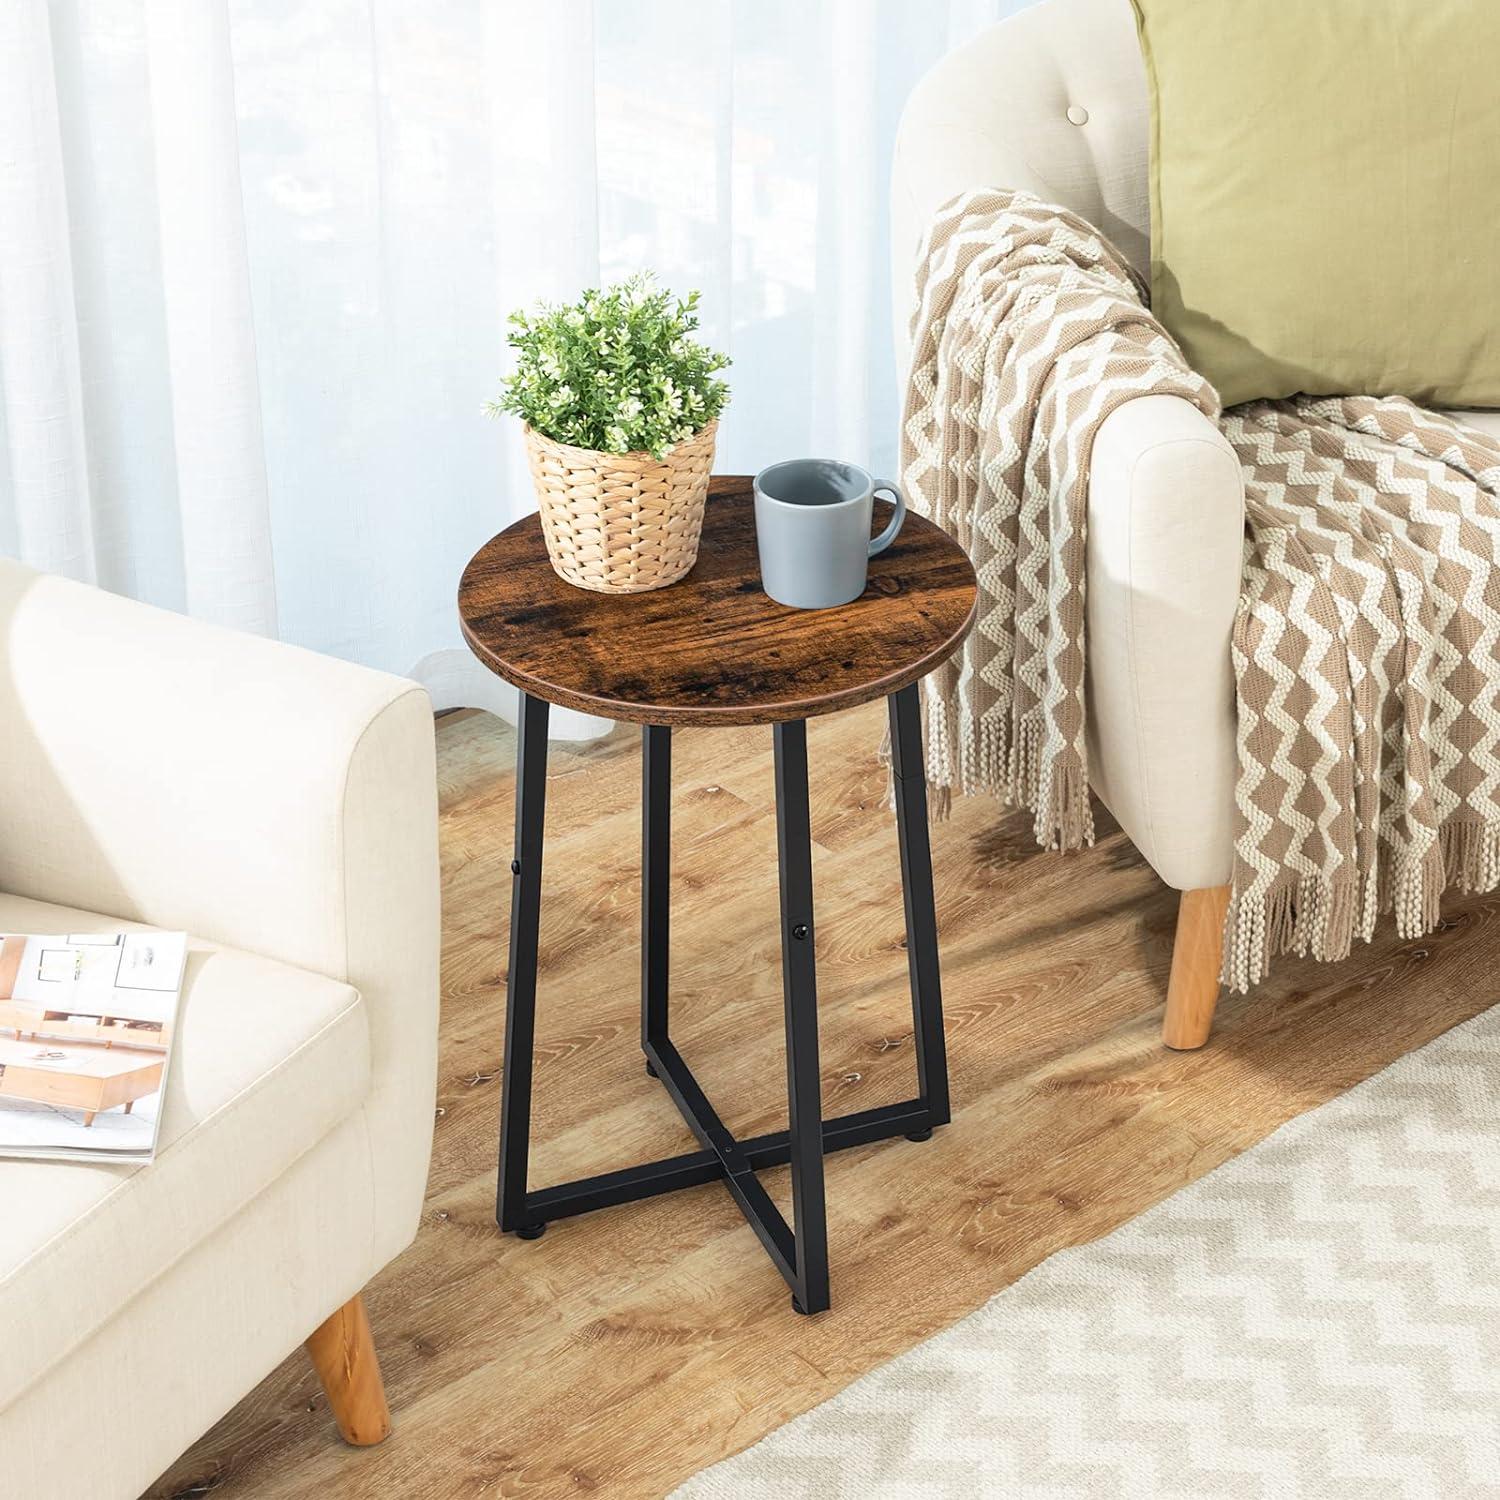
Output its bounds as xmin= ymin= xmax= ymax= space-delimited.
xmin=753 ymin=460 xmax=906 ymax=609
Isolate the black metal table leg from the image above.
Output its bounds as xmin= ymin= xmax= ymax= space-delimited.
xmin=496 ymin=694 xmax=951 ymax=1316
xmin=773 ymin=718 xmax=831 ymax=1315
xmin=496 ymin=691 xmax=550 ymax=1238
xmin=888 ymin=684 xmax=950 ymax=1134
xmin=641 ymin=725 xmax=671 ymax=1077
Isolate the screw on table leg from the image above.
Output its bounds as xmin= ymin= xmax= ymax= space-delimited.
xmin=496 ymin=692 xmax=549 ymax=1236
xmin=774 ymin=717 xmax=831 ymax=1317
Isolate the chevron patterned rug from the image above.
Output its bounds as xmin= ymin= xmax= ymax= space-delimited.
xmin=674 ymin=1008 xmax=1500 ymax=1498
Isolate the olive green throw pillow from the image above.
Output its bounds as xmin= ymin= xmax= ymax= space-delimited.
xmin=1130 ymin=0 xmax=1500 ymax=409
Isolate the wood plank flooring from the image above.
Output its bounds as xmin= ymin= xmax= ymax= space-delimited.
xmin=149 ymin=705 xmax=1500 ymax=1499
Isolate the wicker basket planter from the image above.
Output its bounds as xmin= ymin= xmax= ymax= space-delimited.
xmin=523 ymin=418 xmax=718 ymax=594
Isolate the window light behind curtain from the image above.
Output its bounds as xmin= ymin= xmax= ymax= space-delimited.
xmin=0 ymin=0 xmax=1030 ymax=735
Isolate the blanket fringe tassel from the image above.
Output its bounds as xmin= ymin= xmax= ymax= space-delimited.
xmin=1221 ymin=820 xmax=1500 ymax=993
xmin=879 ymin=693 xmax=1094 ymax=851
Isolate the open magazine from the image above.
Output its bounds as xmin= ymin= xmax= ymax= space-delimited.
xmin=0 ymin=930 xmax=187 ymax=1164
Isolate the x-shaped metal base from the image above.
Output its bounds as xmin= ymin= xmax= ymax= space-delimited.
xmin=495 ymin=685 xmax=949 ymax=1315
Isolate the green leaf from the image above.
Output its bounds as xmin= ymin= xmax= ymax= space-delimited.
xmin=486 ymin=272 xmax=730 ymax=454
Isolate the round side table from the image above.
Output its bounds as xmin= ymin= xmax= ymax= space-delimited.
xmin=458 ymin=475 xmax=977 ymax=1314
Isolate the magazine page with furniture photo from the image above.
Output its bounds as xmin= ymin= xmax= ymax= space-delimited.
xmin=0 ymin=930 xmax=187 ymax=1163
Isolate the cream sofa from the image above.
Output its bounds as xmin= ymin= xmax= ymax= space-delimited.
xmin=892 ymin=0 xmax=1500 ymax=1044
xmin=0 ymin=559 xmax=440 ymax=1498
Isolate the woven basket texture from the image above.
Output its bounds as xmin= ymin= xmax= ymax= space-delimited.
xmin=523 ymin=419 xmax=717 ymax=593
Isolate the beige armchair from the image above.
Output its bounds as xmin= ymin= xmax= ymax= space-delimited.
xmin=891 ymin=0 xmax=1500 ymax=1045
xmin=0 ymin=559 xmax=440 ymax=1498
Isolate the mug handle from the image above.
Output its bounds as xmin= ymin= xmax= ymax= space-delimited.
xmin=868 ymin=481 xmax=906 ymax=557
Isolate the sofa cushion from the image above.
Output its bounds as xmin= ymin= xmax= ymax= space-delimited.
xmin=0 ymin=894 xmax=369 ymax=1412
xmin=1132 ymin=0 xmax=1500 ymax=408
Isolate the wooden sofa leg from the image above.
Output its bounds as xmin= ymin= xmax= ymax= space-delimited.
xmin=305 ymin=1293 xmax=392 ymax=1446
xmin=1162 ymin=885 xmax=1231 ymax=1050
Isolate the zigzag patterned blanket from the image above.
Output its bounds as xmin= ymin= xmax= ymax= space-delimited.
xmin=902 ymin=189 xmax=1500 ymax=990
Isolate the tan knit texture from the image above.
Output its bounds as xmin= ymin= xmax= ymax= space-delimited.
xmin=525 ymin=418 xmax=716 ymax=594
xmin=902 ymin=190 xmax=1500 ymax=990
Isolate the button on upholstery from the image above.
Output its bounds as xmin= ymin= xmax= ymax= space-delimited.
xmin=1066 ymin=104 xmax=1089 ymax=125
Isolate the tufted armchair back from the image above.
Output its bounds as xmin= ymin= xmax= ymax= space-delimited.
xmin=890 ymin=0 xmax=1150 ymax=357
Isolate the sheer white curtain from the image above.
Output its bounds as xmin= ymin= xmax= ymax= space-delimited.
xmin=0 ymin=0 xmax=1030 ymax=733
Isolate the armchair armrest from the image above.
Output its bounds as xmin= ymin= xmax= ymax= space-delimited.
xmin=0 ymin=560 xmax=439 ymax=1250
xmin=1084 ymin=394 xmax=1244 ymax=890
xmin=888 ymin=11 xmax=1243 ymax=894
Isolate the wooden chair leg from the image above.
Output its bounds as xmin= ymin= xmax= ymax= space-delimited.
xmin=305 ymin=1293 xmax=392 ymax=1446
xmin=1162 ymin=884 xmax=1231 ymax=1050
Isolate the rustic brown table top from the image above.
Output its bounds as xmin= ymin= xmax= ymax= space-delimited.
xmin=458 ymin=475 xmax=977 ymax=727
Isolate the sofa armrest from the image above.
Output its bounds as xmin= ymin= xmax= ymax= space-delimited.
xmin=1084 ymin=394 xmax=1244 ymax=891
xmin=0 ymin=560 xmax=439 ymax=1249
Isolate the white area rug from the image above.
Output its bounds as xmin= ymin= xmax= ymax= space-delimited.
xmin=675 ymin=1010 xmax=1500 ymax=1498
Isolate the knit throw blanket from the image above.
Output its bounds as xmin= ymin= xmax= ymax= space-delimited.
xmin=903 ymin=190 xmax=1500 ymax=991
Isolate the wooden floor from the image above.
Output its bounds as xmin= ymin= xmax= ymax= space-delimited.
xmin=151 ymin=705 xmax=1500 ymax=1499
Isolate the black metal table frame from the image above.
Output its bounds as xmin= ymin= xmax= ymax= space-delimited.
xmin=495 ymin=680 xmax=949 ymax=1315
